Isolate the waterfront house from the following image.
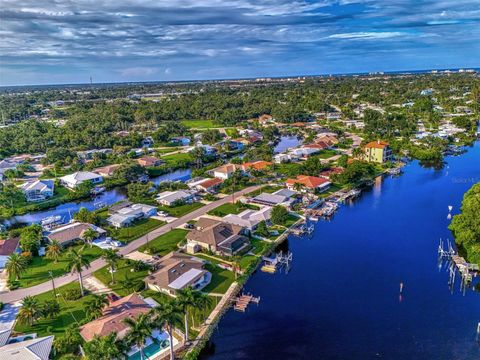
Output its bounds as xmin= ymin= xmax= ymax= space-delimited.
xmin=251 ymin=192 xmax=296 ymax=208
xmin=208 ymin=164 xmax=239 ymax=180
xmin=273 ymin=153 xmax=298 ymax=164
xmin=60 ymin=171 xmax=103 ymax=189
xmin=186 ymin=217 xmax=250 ymax=256
xmin=362 ymin=140 xmax=393 ymax=163
xmin=289 ymin=145 xmax=321 ymax=158
xmin=223 ymin=207 xmax=272 ymax=230
xmin=107 ymin=203 xmax=157 ymax=228
xmin=319 ymin=167 xmax=344 ymax=180
xmin=144 ymin=252 xmax=211 ymax=296
xmin=240 ymin=161 xmax=273 ymax=172
xmin=156 ymin=190 xmax=196 ymax=206
xmin=141 ymin=136 xmax=154 ymax=148
xmin=94 ymin=164 xmax=121 ymax=177
xmin=137 ymin=155 xmax=164 ymax=167
xmin=286 ymin=175 xmax=331 ymax=193
xmin=0 ymin=237 xmax=20 ymax=269
xmin=195 ymin=177 xmax=223 ymax=193
xmin=46 ymin=222 xmax=106 ymax=247
xmin=20 ymin=179 xmax=54 ymax=202
xmin=0 ymin=335 xmax=54 ymax=360
xmin=171 ymin=136 xmax=191 ymax=146
xmin=79 ymin=294 xmax=152 ymax=342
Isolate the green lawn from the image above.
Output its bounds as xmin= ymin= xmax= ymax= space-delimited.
xmin=138 ymin=229 xmax=188 ymax=256
xmin=17 ymin=243 xmax=103 ymax=288
xmin=207 ymin=202 xmax=259 ymax=217
xmin=224 ymin=128 xmax=238 ymax=137
xmin=181 ymin=119 xmax=217 ymax=129
xmin=248 ymin=185 xmax=283 ymax=197
xmin=314 ymin=149 xmax=338 ymax=159
xmin=158 ymin=202 xmax=205 ymax=217
xmin=14 ymin=282 xmax=95 ymax=336
xmin=111 ymin=218 xmax=165 ymax=243
xmin=93 ymin=259 xmax=149 ymax=297
xmin=156 ymin=147 xmax=180 ymax=154
xmin=202 ymin=263 xmax=235 ymax=294
xmin=283 ymin=213 xmax=301 ymax=228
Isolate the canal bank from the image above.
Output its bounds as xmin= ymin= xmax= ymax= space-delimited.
xmin=201 ymin=142 xmax=480 ymax=360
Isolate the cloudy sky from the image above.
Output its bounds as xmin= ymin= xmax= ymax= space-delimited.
xmin=1 ymin=0 xmax=479 ymax=85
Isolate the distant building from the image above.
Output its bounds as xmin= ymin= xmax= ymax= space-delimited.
xmin=137 ymin=156 xmax=164 ymax=167
xmin=171 ymin=137 xmax=191 ymax=146
xmin=208 ymin=164 xmax=239 ymax=180
xmin=156 ymin=190 xmax=196 ymax=206
xmin=20 ymin=179 xmax=54 ymax=202
xmin=60 ymin=171 xmax=103 ymax=189
xmin=362 ymin=140 xmax=393 ymax=163
xmin=94 ymin=164 xmax=121 ymax=177
xmin=240 ymin=161 xmax=272 ymax=172
xmin=144 ymin=252 xmax=211 ymax=296
xmin=0 ymin=237 xmax=20 ymax=269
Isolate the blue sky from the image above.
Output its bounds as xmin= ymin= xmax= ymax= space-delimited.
xmin=1 ymin=0 xmax=479 ymax=85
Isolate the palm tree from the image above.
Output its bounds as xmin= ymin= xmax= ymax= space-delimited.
xmin=83 ymin=333 xmax=128 ymax=360
xmin=190 ymin=146 xmax=206 ymax=169
xmin=231 ymin=255 xmax=242 ymax=280
xmin=123 ymin=312 xmax=155 ymax=360
xmin=46 ymin=239 xmax=62 ymax=263
xmin=154 ymin=299 xmax=182 ymax=360
xmin=81 ymin=228 xmax=98 ymax=247
xmin=5 ymin=253 xmax=27 ymax=280
xmin=176 ymin=287 xmax=210 ymax=342
xmin=17 ymin=295 xmax=41 ymax=326
xmin=102 ymin=249 xmax=120 ymax=284
xmin=66 ymin=247 xmax=91 ymax=297
xmin=85 ymin=294 xmax=109 ymax=320
xmin=352 ymin=147 xmax=363 ymax=159
xmin=293 ymin=182 xmax=304 ymax=193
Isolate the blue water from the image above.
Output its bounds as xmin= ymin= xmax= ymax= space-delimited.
xmin=6 ymin=168 xmax=191 ymax=225
xmin=274 ymin=136 xmax=302 ymax=154
xmin=203 ymin=142 xmax=480 ymax=360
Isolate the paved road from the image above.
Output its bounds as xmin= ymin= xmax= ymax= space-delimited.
xmin=0 ymin=185 xmax=261 ymax=304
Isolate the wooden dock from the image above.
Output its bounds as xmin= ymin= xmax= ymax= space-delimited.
xmin=233 ymin=293 xmax=260 ymax=312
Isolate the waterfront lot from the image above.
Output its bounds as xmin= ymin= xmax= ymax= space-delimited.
xmin=157 ymin=202 xmax=205 ymax=217
xmin=180 ymin=119 xmax=217 ymax=128
xmin=138 ymin=229 xmax=188 ymax=255
xmin=207 ymin=202 xmax=259 ymax=217
xmin=111 ymin=218 xmax=165 ymax=243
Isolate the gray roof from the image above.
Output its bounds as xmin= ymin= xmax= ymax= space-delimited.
xmin=253 ymin=193 xmax=288 ymax=205
xmin=0 ymin=336 xmax=54 ymax=360
xmin=20 ymin=179 xmax=54 ymax=192
xmin=273 ymin=188 xmax=297 ymax=198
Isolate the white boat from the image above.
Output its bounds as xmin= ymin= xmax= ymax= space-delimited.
xmin=91 ymin=186 xmax=106 ymax=195
xmin=448 ymin=205 xmax=453 ymax=212
xmin=41 ymin=215 xmax=62 ymax=226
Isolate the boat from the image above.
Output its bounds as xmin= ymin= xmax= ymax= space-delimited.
xmin=41 ymin=215 xmax=62 ymax=227
xmin=448 ymin=205 xmax=453 ymax=212
xmin=90 ymin=186 xmax=106 ymax=195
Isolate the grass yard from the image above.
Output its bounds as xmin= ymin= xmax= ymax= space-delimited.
xmin=93 ymin=259 xmax=149 ymax=297
xmin=181 ymin=119 xmax=217 ymax=129
xmin=248 ymin=185 xmax=283 ymax=197
xmin=138 ymin=229 xmax=188 ymax=256
xmin=314 ymin=149 xmax=338 ymax=159
xmin=202 ymin=263 xmax=236 ymax=294
xmin=17 ymin=243 xmax=103 ymax=288
xmin=224 ymin=128 xmax=238 ymax=137
xmin=156 ymin=147 xmax=180 ymax=154
xmin=111 ymin=218 xmax=165 ymax=243
xmin=162 ymin=152 xmax=193 ymax=165
xmin=274 ymin=162 xmax=303 ymax=178
xmin=14 ymin=282 xmax=95 ymax=336
xmin=283 ymin=213 xmax=301 ymax=228
xmin=207 ymin=202 xmax=259 ymax=217
xmin=158 ymin=202 xmax=205 ymax=217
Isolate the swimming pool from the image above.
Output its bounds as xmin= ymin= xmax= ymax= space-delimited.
xmin=128 ymin=339 xmax=170 ymax=360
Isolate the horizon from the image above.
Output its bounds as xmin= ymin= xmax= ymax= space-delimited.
xmin=1 ymin=0 xmax=480 ymax=86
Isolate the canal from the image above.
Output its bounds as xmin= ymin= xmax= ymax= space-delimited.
xmin=202 ymin=141 xmax=480 ymax=360
xmin=6 ymin=168 xmax=192 ymax=225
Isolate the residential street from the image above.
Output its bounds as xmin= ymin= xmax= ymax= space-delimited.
xmin=0 ymin=185 xmax=261 ymax=304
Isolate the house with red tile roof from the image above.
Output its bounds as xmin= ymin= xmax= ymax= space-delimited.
xmin=319 ymin=167 xmax=344 ymax=180
xmin=240 ymin=160 xmax=273 ymax=172
xmin=286 ymin=175 xmax=331 ymax=192
xmin=363 ymin=140 xmax=392 ymax=163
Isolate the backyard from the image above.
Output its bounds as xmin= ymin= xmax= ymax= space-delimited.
xmin=14 ymin=282 xmax=95 ymax=336
xmin=138 ymin=229 xmax=188 ymax=256
xmin=158 ymin=202 xmax=204 ymax=217
xmin=201 ymin=263 xmax=236 ymax=294
xmin=110 ymin=218 xmax=165 ymax=243
xmin=180 ymin=119 xmax=218 ymax=129
xmin=207 ymin=202 xmax=259 ymax=217
xmin=16 ymin=243 xmax=103 ymax=288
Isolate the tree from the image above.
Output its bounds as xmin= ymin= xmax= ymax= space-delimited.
xmin=127 ymin=182 xmax=153 ymax=202
xmin=53 ymin=325 xmax=83 ymax=356
xmin=102 ymin=249 xmax=120 ymax=284
xmin=176 ymin=287 xmax=210 ymax=343
xmin=74 ymin=207 xmax=98 ymax=224
xmin=85 ymin=294 xmax=109 ymax=321
xmin=19 ymin=224 xmax=42 ymax=253
xmin=83 ymin=333 xmax=128 ymax=360
xmin=81 ymin=228 xmax=98 ymax=247
xmin=5 ymin=253 xmax=27 ymax=280
xmin=46 ymin=239 xmax=62 ymax=263
xmin=0 ymin=183 xmax=25 ymax=208
xmin=256 ymin=221 xmax=269 ymax=238
xmin=17 ymin=296 xmax=41 ymax=326
xmin=66 ymin=247 xmax=91 ymax=297
xmin=190 ymin=146 xmax=207 ymax=169
xmin=123 ymin=312 xmax=155 ymax=360
xmin=154 ymin=299 xmax=182 ymax=360
xmin=42 ymin=299 xmax=60 ymax=319
xmin=271 ymin=205 xmax=289 ymax=225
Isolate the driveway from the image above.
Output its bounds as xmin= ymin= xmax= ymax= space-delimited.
xmin=0 ymin=185 xmax=261 ymax=304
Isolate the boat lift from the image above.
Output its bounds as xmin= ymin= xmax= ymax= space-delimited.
xmin=261 ymin=250 xmax=293 ymax=274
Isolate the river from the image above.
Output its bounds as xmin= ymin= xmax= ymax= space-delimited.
xmin=202 ymin=141 xmax=480 ymax=360
xmin=6 ymin=168 xmax=192 ymax=225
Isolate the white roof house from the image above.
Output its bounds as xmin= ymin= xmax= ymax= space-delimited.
xmin=0 ymin=335 xmax=54 ymax=360
xmin=20 ymin=179 xmax=54 ymax=202
xmin=251 ymin=193 xmax=295 ymax=207
xmin=223 ymin=207 xmax=272 ymax=230
xmin=107 ymin=203 xmax=157 ymax=228
xmin=60 ymin=171 xmax=103 ymax=189
xmin=156 ymin=190 xmax=195 ymax=206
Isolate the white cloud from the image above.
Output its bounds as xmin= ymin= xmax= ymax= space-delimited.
xmin=120 ymin=67 xmax=157 ymax=77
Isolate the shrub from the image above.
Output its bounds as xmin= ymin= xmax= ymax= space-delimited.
xmin=63 ymin=288 xmax=82 ymax=301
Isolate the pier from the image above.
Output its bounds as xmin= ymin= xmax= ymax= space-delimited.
xmin=261 ymin=251 xmax=293 ymax=274
xmin=233 ymin=293 xmax=260 ymax=312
